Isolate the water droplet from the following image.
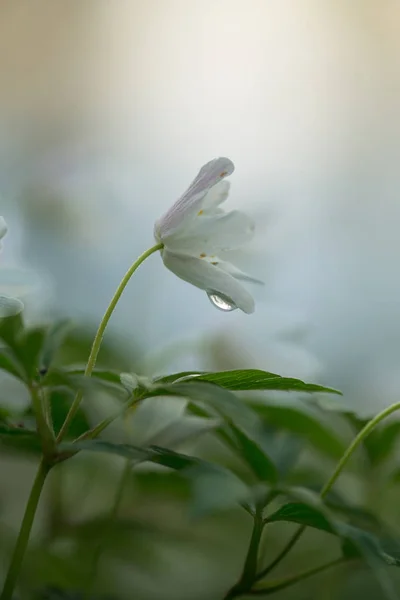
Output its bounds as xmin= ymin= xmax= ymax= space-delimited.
xmin=207 ymin=290 xmax=237 ymax=312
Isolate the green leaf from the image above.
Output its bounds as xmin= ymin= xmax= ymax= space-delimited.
xmin=64 ymin=439 xmax=210 ymax=470
xmin=39 ymin=319 xmax=71 ymax=373
xmin=249 ymin=401 xmax=346 ymax=459
xmin=66 ymin=368 xmax=123 ymax=386
xmin=63 ymin=439 xmax=253 ymax=517
xmin=144 ymin=381 xmax=279 ymax=482
xmin=266 ymin=500 xmax=400 ymax=569
xmin=0 ymin=423 xmax=41 ymax=454
xmin=266 ymin=501 xmax=333 ymax=533
xmin=155 ymin=371 xmax=204 ymax=385
xmin=221 ymin=421 xmax=278 ymax=483
xmin=0 ymin=312 xmax=23 ymax=347
xmin=167 ymin=369 xmax=342 ymax=395
xmin=42 ymin=369 xmax=125 ymax=397
xmin=50 ymin=389 xmax=91 ymax=439
xmin=0 ymin=347 xmax=26 ymax=380
xmin=17 ymin=327 xmax=48 ymax=380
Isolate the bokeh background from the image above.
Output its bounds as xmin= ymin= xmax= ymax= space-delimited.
xmin=1 ymin=1 xmax=400 ymax=598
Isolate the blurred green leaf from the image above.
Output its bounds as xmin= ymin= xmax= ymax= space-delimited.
xmin=50 ymin=390 xmax=91 ymax=439
xmin=164 ymin=369 xmax=342 ymax=395
xmin=17 ymin=327 xmax=48 ymax=380
xmin=42 ymin=369 xmax=124 ymax=397
xmin=220 ymin=421 xmax=278 ymax=483
xmin=0 ymin=347 xmax=26 ymax=381
xmin=249 ymin=401 xmax=346 ymax=459
xmin=266 ymin=500 xmax=400 ymax=568
xmin=0 ymin=423 xmax=41 ymax=454
xmin=0 ymin=312 xmax=23 ymax=347
xmin=144 ymin=381 xmax=279 ymax=482
xmin=64 ymin=439 xmax=213 ymax=470
xmin=66 ymin=368 xmax=123 ymax=387
xmin=40 ymin=320 xmax=71 ymax=373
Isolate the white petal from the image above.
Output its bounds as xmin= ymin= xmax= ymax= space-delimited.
xmin=0 ymin=217 xmax=7 ymax=241
xmin=201 ymin=180 xmax=231 ymax=211
xmin=163 ymin=210 xmax=255 ymax=255
xmin=155 ymin=157 xmax=234 ymax=239
xmin=162 ymin=250 xmax=254 ymax=314
xmin=216 ymin=260 xmax=264 ymax=285
xmin=0 ymin=295 xmax=23 ymax=317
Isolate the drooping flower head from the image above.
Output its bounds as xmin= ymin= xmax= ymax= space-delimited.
xmin=154 ymin=158 xmax=261 ymax=314
xmin=0 ymin=217 xmax=24 ymax=317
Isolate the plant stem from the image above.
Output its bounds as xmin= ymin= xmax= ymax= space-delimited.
xmin=255 ymin=401 xmax=400 ymax=582
xmin=319 ymin=401 xmax=400 ymax=499
xmin=0 ymin=460 xmax=51 ymax=600
xmin=224 ymin=508 xmax=264 ymax=599
xmin=250 ymin=557 xmax=345 ymax=595
xmin=255 ymin=524 xmax=305 ymax=582
xmin=56 ymin=242 xmax=163 ymax=442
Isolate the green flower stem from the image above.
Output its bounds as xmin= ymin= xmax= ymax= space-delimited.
xmin=0 ymin=460 xmax=51 ymax=600
xmin=250 ymin=557 xmax=345 ymax=595
xmin=319 ymin=401 xmax=400 ymax=499
xmin=224 ymin=508 xmax=265 ymax=599
xmin=56 ymin=243 xmax=163 ymax=443
xmin=256 ymin=401 xmax=400 ymax=582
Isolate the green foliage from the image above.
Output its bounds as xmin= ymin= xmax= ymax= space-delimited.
xmin=2 ymin=311 xmax=400 ymax=600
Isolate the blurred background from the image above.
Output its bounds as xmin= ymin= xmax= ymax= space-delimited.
xmin=1 ymin=1 xmax=400 ymax=598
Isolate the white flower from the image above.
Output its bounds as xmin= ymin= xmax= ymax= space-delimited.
xmin=154 ymin=158 xmax=261 ymax=314
xmin=0 ymin=217 xmax=24 ymax=317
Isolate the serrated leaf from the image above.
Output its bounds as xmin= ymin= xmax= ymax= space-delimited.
xmin=168 ymin=369 xmax=342 ymax=395
xmin=155 ymin=371 xmax=204 ymax=385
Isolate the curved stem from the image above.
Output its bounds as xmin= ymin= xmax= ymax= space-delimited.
xmin=250 ymin=557 xmax=345 ymax=595
xmin=56 ymin=243 xmax=163 ymax=442
xmin=225 ymin=508 xmax=264 ymax=598
xmin=255 ymin=401 xmax=400 ymax=581
xmin=0 ymin=460 xmax=51 ymax=600
xmin=320 ymin=401 xmax=400 ymax=499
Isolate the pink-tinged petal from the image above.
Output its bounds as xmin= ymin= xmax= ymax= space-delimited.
xmin=162 ymin=250 xmax=254 ymax=314
xmin=155 ymin=157 xmax=234 ymax=239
